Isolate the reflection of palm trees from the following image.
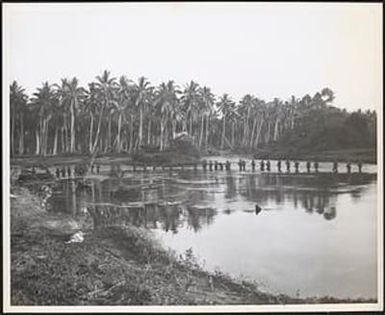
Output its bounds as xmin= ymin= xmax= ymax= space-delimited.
xmin=235 ymin=173 xmax=340 ymax=221
xmin=185 ymin=206 xmax=216 ymax=232
xmin=225 ymin=175 xmax=237 ymax=199
xmin=159 ymin=205 xmax=182 ymax=234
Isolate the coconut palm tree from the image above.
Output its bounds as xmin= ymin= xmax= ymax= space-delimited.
xmin=199 ymin=86 xmax=215 ymax=151
xmin=132 ymin=76 xmax=153 ymax=150
xmin=54 ymin=77 xmax=86 ymax=153
xmin=115 ymin=76 xmax=132 ymax=152
xmin=181 ymin=81 xmax=200 ymax=141
xmin=217 ymin=94 xmax=235 ymax=150
xmin=10 ymin=81 xmax=28 ymax=156
xmin=30 ymin=82 xmax=57 ymax=156
xmin=154 ymin=81 xmax=180 ymax=150
xmin=238 ymin=94 xmax=256 ymax=148
xmin=92 ymin=70 xmax=117 ymax=154
xmin=251 ymin=99 xmax=266 ymax=149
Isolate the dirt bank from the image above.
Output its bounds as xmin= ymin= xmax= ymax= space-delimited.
xmin=10 ymin=185 xmax=374 ymax=305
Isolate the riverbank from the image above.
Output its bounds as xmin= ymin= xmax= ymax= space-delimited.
xmin=10 ymin=147 xmax=377 ymax=169
xmin=252 ymin=148 xmax=377 ymax=164
xmin=9 ymin=183 xmax=375 ymax=306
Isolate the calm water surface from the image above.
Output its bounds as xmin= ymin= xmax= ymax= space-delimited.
xmin=41 ymin=159 xmax=377 ymax=300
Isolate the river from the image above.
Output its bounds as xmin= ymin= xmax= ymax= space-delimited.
xmin=40 ymin=158 xmax=378 ymax=300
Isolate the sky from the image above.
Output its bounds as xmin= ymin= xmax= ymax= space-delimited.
xmin=3 ymin=2 xmax=383 ymax=111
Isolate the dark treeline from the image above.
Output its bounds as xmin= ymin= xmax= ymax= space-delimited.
xmin=10 ymin=70 xmax=376 ymax=157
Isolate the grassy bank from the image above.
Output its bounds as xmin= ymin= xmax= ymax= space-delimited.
xmin=9 ymin=184 xmax=376 ymax=306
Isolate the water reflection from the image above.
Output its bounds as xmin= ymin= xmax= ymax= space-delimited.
xmin=48 ymin=166 xmax=376 ymax=233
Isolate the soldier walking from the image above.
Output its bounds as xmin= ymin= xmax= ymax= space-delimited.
xmin=314 ymin=161 xmax=319 ymax=173
xmin=358 ymin=161 xmax=363 ymax=173
xmin=238 ymin=159 xmax=242 ymax=171
xmin=332 ymin=160 xmax=338 ymax=174
xmin=251 ymin=160 xmax=256 ymax=172
xmin=286 ymin=160 xmax=290 ymax=173
xmin=266 ymin=160 xmax=271 ymax=172
xmin=277 ymin=160 xmax=282 ymax=172
xmin=306 ymin=161 xmax=311 ymax=173
xmin=294 ymin=161 xmax=299 ymax=173
xmin=346 ymin=162 xmax=351 ymax=174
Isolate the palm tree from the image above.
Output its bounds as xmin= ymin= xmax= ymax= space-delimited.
xmin=154 ymin=81 xmax=180 ymax=150
xmin=54 ymin=78 xmax=86 ymax=153
xmin=115 ymin=76 xmax=132 ymax=152
xmin=82 ymin=82 xmax=100 ymax=153
xmin=92 ymin=70 xmax=117 ymax=154
xmin=10 ymin=81 xmax=28 ymax=155
xmin=199 ymin=86 xmax=215 ymax=151
xmin=181 ymin=81 xmax=200 ymax=141
xmin=248 ymin=97 xmax=263 ymax=148
xmin=239 ymin=94 xmax=256 ymax=148
xmin=217 ymin=94 xmax=235 ymax=150
xmin=321 ymin=87 xmax=335 ymax=105
xmin=251 ymin=99 xmax=266 ymax=149
xmin=30 ymin=82 xmax=56 ymax=156
xmin=133 ymin=77 xmax=153 ymax=150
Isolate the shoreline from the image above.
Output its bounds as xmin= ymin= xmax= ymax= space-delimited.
xmin=9 ymin=183 xmax=376 ymax=305
xmin=9 ymin=147 xmax=377 ymax=168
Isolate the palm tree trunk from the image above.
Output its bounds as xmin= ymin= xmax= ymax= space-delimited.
xmin=172 ymin=120 xmax=176 ymax=139
xmin=249 ymin=118 xmax=257 ymax=148
xmin=89 ymin=113 xmax=94 ymax=153
xmin=242 ymin=118 xmax=248 ymax=148
xmin=254 ymin=120 xmax=264 ymax=149
xmin=199 ymin=115 xmax=204 ymax=148
xmin=44 ymin=118 xmax=50 ymax=156
xmin=160 ymin=119 xmax=165 ymax=151
xmin=19 ymin=112 xmax=24 ymax=155
xmin=53 ymin=126 xmax=58 ymax=155
xmin=231 ymin=121 xmax=235 ymax=148
xmin=39 ymin=117 xmax=44 ymax=155
xmin=189 ymin=115 xmax=193 ymax=139
xmin=92 ymin=103 xmax=105 ymax=153
xmin=138 ymin=107 xmax=143 ymax=148
xmin=147 ymin=118 xmax=152 ymax=146
xmin=129 ymin=115 xmax=134 ymax=153
xmin=265 ymin=122 xmax=271 ymax=144
xmin=11 ymin=113 xmax=15 ymax=156
xmin=35 ymin=129 xmax=40 ymax=155
xmin=107 ymin=116 xmax=112 ymax=151
xmin=273 ymin=119 xmax=280 ymax=141
xmin=221 ymin=115 xmax=226 ymax=150
xmin=164 ymin=125 xmax=169 ymax=148
xmin=117 ymin=113 xmax=122 ymax=152
xmin=70 ymin=101 xmax=76 ymax=153
xmin=205 ymin=115 xmax=209 ymax=151
xmin=63 ymin=115 xmax=68 ymax=152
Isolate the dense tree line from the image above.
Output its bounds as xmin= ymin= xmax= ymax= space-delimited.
xmin=9 ymin=70 xmax=377 ymax=157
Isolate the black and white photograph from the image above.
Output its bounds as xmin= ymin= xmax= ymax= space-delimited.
xmin=2 ymin=2 xmax=383 ymax=313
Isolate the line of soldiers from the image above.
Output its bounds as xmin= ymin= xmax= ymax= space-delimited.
xmin=199 ymin=159 xmax=364 ymax=173
xmin=201 ymin=160 xmax=232 ymax=171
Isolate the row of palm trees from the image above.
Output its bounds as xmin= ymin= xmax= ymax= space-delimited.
xmin=10 ymin=70 xmax=338 ymax=157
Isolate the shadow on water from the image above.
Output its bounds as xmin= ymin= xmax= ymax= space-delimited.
xmin=48 ymin=164 xmax=376 ymax=233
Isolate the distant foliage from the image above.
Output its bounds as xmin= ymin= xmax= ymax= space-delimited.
xmin=9 ymin=75 xmax=376 ymax=157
